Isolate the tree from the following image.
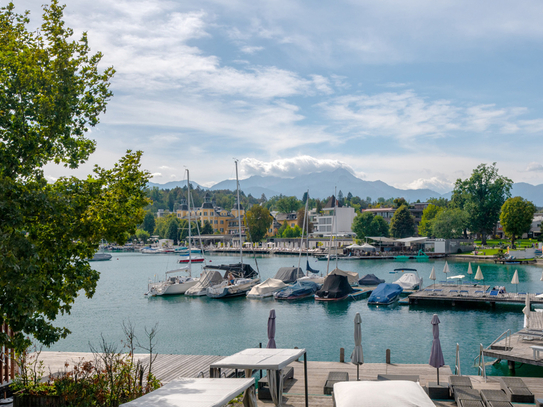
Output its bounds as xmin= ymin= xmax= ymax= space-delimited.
xmin=166 ymin=218 xmax=181 ymax=244
xmin=142 ymin=212 xmax=156 ymax=235
xmin=351 ymin=212 xmax=375 ymax=240
xmin=427 ymin=197 xmax=449 ymax=207
xmin=245 ymin=205 xmax=273 ymax=242
xmin=275 ymin=196 xmax=301 ymax=213
xmin=418 ymin=204 xmax=443 ymax=237
xmin=453 ymin=163 xmax=512 ymax=244
xmin=432 ymin=208 xmax=468 ymax=239
xmin=135 ymin=229 xmax=150 ymax=243
xmin=500 ymin=197 xmax=536 ymax=248
xmin=390 ymin=205 xmax=415 ymax=238
xmin=372 ymin=216 xmax=390 ymax=237
xmin=0 ymin=2 xmax=150 ymax=351
xmin=393 ymin=198 xmax=407 ymax=208
xmin=296 ymin=207 xmax=313 ymax=234
xmin=201 ymin=220 xmax=214 ymax=235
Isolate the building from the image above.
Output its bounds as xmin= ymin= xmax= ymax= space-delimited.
xmin=311 ymin=196 xmax=356 ymax=237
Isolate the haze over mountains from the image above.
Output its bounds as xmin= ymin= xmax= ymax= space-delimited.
xmin=148 ymin=168 xmax=543 ymax=206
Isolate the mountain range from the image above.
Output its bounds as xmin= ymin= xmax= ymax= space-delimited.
xmin=147 ymin=168 xmax=543 ymax=206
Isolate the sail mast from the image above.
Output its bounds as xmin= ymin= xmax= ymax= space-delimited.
xmin=235 ymin=160 xmax=243 ymax=265
xmin=297 ymin=189 xmax=309 ymax=270
xmin=187 ymin=169 xmax=192 ymax=277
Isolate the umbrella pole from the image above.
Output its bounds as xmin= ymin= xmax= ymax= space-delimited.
xmin=437 ymin=367 xmax=439 ymax=385
xmin=357 ymin=364 xmax=360 ymax=381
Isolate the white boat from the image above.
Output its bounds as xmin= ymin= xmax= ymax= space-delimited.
xmin=146 ymin=267 xmax=198 ymax=296
xmin=185 ymin=269 xmax=224 ymax=296
xmin=178 ymin=254 xmax=205 ymax=263
xmin=247 ymin=278 xmax=287 ymax=299
xmin=393 ymin=268 xmax=423 ymax=290
xmin=141 ymin=246 xmax=165 ymax=254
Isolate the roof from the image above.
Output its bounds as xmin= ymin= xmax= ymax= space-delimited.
xmin=396 ymin=237 xmax=428 ymax=243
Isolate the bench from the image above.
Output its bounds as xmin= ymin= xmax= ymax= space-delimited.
xmin=499 ymin=377 xmax=535 ymax=403
xmin=481 ymin=389 xmax=512 ymax=407
xmin=257 ymin=366 xmax=294 ymax=400
xmin=377 ymin=374 xmax=419 ymax=382
xmin=531 ymin=345 xmax=543 ymax=360
xmin=324 ymin=371 xmax=349 ymax=395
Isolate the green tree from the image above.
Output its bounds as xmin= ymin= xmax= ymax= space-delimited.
xmin=166 ymin=217 xmax=181 ymax=244
xmin=372 ymin=215 xmax=389 ymax=237
xmin=432 ymin=208 xmax=468 ymax=239
xmin=296 ymin=207 xmax=313 ymax=234
xmin=500 ymin=197 xmax=536 ymax=248
xmin=135 ymin=229 xmax=150 ymax=243
xmin=390 ymin=205 xmax=415 ymax=238
xmin=276 ymin=196 xmax=301 ymax=213
xmin=427 ymin=197 xmax=449 ymax=207
xmin=142 ymin=211 xmax=156 ymax=235
xmin=393 ymin=197 xmax=407 ymax=208
xmin=418 ymin=204 xmax=443 ymax=237
xmin=245 ymin=205 xmax=273 ymax=242
xmin=0 ymin=2 xmax=150 ymax=351
xmin=452 ymin=163 xmax=512 ymax=244
xmin=351 ymin=212 xmax=375 ymax=240
xmin=201 ymin=220 xmax=214 ymax=235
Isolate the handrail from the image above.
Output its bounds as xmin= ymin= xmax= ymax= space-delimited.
xmin=473 ymin=343 xmax=487 ymax=381
xmin=488 ymin=329 xmax=511 ymax=350
xmin=454 ymin=343 xmax=461 ymax=375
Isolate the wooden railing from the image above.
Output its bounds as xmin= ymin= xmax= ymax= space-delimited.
xmin=0 ymin=323 xmax=16 ymax=385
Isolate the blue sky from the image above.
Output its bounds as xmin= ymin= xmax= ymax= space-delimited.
xmin=24 ymin=0 xmax=543 ymax=193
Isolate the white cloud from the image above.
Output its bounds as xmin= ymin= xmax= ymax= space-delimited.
xmin=405 ymin=177 xmax=454 ymax=193
xmin=240 ymin=45 xmax=264 ymax=54
xmin=150 ymin=172 xmax=162 ymax=178
xmin=240 ymin=156 xmax=355 ymax=178
xmin=526 ymin=163 xmax=543 ymax=172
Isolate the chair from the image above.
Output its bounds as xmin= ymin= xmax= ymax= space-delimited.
xmin=474 ymin=290 xmax=484 ymax=297
xmin=489 ymin=290 xmax=499 ymax=297
xmin=481 ymin=389 xmax=512 ymax=407
xmin=499 ymin=377 xmax=535 ymax=403
xmin=324 ymin=371 xmax=349 ymax=395
xmin=449 ymin=290 xmax=459 ymax=295
xmin=459 ymin=290 xmax=469 ymax=297
xmin=258 ymin=366 xmax=294 ymax=400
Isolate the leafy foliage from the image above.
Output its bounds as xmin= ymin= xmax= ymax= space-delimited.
xmin=500 ymin=197 xmax=536 ymax=248
xmin=418 ymin=204 xmax=443 ymax=237
xmin=245 ymin=205 xmax=273 ymax=242
xmin=452 ymin=163 xmax=512 ymax=244
xmin=389 ymin=205 xmax=415 ymax=238
xmin=0 ymin=2 xmax=150 ymax=351
xmin=352 ymin=212 xmax=390 ymax=239
xmin=432 ymin=208 xmax=468 ymax=239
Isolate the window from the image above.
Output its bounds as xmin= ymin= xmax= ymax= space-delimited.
xmin=220 ymin=220 xmax=224 ymax=224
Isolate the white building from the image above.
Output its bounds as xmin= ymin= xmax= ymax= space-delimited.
xmin=311 ymin=196 xmax=356 ymax=237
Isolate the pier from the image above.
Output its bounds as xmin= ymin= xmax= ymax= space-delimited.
xmin=35 ymin=352 xmax=543 ymax=406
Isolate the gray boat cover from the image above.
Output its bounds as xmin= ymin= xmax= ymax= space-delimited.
xmin=185 ymin=269 xmax=223 ymax=295
xmin=274 ymin=267 xmax=304 ymax=283
xmin=330 ymin=268 xmax=359 ymax=285
xmin=206 ymin=263 xmax=258 ymax=279
xmin=358 ymin=274 xmax=385 ymax=286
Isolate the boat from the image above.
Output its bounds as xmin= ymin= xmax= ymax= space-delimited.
xmin=314 ymin=274 xmax=365 ymax=301
xmin=392 ymin=268 xmax=423 ymax=290
xmin=394 ymin=249 xmax=429 ymax=261
xmin=89 ymin=253 xmax=112 ymax=261
xmin=146 ymin=267 xmax=198 ymax=296
xmin=175 ymin=247 xmax=202 ymax=255
xmin=329 ymin=268 xmax=359 ymax=286
xmin=247 ymin=278 xmax=287 ymax=299
xmin=185 ymin=269 xmax=224 ymax=296
xmin=141 ymin=246 xmax=165 ymax=254
xmin=206 ymin=263 xmax=260 ymax=298
xmin=146 ymin=169 xmax=202 ymax=296
xmin=178 ymin=254 xmax=205 ymax=263
xmin=358 ymin=273 xmax=385 ymax=286
xmin=273 ymin=266 xmax=304 ymax=283
xmin=274 ymin=280 xmax=319 ymax=300
xmin=367 ymin=283 xmax=403 ymax=305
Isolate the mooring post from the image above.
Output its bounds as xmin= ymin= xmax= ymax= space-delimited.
xmin=508 ymin=360 xmax=516 ymax=374
xmin=340 ymin=348 xmax=345 ymax=363
xmin=386 ymin=349 xmax=391 ymax=364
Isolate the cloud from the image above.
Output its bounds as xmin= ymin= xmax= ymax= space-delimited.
xmin=150 ymin=172 xmax=162 ymax=178
xmin=405 ymin=177 xmax=454 ymax=193
xmin=240 ymin=45 xmax=264 ymax=54
xmin=526 ymin=163 xmax=543 ymax=172
xmin=240 ymin=156 xmax=355 ymax=178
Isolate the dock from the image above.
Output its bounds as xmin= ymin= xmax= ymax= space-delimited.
xmin=408 ymin=284 xmax=543 ymax=306
xmin=35 ymin=352 xmax=543 ymax=407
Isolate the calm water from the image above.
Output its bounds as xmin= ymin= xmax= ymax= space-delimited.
xmin=48 ymin=252 xmax=543 ymax=376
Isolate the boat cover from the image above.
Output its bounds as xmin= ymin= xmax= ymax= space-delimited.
xmin=185 ymin=269 xmax=223 ymax=295
xmin=247 ymin=278 xmax=287 ymax=298
xmin=368 ymin=283 xmax=402 ymax=304
xmin=358 ymin=274 xmax=385 ymax=286
xmin=330 ymin=268 xmax=359 ymax=285
xmin=206 ymin=263 xmax=258 ymax=279
xmin=306 ymin=260 xmax=319 ymax=274
xmin=393 ymin=273 xmax=422 ymax=290
xmin=274 ymin=280 xmax=319 ymax=299
xmin=274 ymin=267 xmax=304 ymax=283
xmin=316 ymin=274 xmax=353 ymax=299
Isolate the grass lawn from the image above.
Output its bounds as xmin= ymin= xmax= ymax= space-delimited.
xmin=474 ymin=239 xmax=540 ymax=249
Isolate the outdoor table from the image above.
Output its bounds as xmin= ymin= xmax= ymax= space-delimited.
xmin=210 ymin=348 xmax=308 ymax=407
xmin=120 ymin=377 xmax=255 ymax=407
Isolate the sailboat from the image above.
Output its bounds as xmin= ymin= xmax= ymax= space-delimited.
xmin=206 ymin=160 xmax=260 ymax=299
xmin=146 ymin=170 xmax=200 ymax=296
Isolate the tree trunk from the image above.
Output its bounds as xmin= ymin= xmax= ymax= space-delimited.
xmin=481 ymin=230 xmax=487 ymax=245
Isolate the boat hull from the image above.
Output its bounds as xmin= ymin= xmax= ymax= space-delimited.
xmin=147 ymin=279 xmax=198 ymax=296
xmin=178 ymin=257 xmax=205 ymax=263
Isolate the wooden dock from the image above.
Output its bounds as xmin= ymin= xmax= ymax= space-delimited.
xmin=483 ymin=329 xmax=543 ymax=369
xmin=34 ymin=352 xmax=543 ymax=407
xmin=408 ymin=284 xmax=543 ymax=306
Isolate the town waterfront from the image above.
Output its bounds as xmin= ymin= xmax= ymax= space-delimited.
xmin=48 ymin=252 xmax=543 ymax=376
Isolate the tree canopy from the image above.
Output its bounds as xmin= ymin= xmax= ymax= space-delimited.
xmin=0 ymin=2 xmax=150 ymax=351
xmin=500 ymin=197 xmax=536 ymax=248
xmin=432 ymin=208 xmax=468 ymax=239
xmin=244 ymin=205 xmax=273 ymax=242
xmin=389 ymin=205 xmax=415 ymax=238
xmin=452 ymin=163 xmax=512 ymax=244
xmin=418 ymin=204 xmax=443 ymax=237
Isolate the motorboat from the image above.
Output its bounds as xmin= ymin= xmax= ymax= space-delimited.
xmin=146 ymin=267 xmax=198 ymax=296
xmin=184 ymin=269 xmax=223 ymax=296
xmin=367 ymin=283 xmax=403 ymax=305
xmin=141 ymin=246 xmax=165 ymax=254
xmin=274 ymin=280 xmax=319 ymax=300
xmin=175 ymin=246 xmax=202 ymax=255
xmin=247 ymin=278 xmax=287 ymax=299
xmin=178 ymin=254 xmax=205 ymax=263
xmin=273 ymin=266 xmax=304 ymax=283
xmin=314 ymin=274 xmax=365 ymax=301
xmin=329 ymin=268 xmax=360 ymax=286
xmin=392 ymin=268 xmax=423 ymax=290
xmin=89 ymin=253 xmax=112 ymax=261
xmin=206 ymin=263 xmax=260 ymax=299
xmin=358 ymin=274 xmax=385 ymax=286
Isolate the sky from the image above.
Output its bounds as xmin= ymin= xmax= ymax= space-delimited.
xmin=22 ymin=0 xmax=543 ymax=193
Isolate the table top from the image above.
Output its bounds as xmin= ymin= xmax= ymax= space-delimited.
xmin=121 ymin=378 xmax=254 ymax=407
xmin=210 ymin=348 xmax=306 ymax=370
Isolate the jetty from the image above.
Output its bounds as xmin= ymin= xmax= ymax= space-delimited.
xmin=34 ymin=352 xmax=543 ymax=406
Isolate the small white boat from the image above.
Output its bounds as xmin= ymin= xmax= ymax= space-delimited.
xmin=141 ymin=246 xmax=165 ymax=254
xmin=178 ymin=254 xmax=205 ymax=263
xmin=206 ymin=263 xmax=260 ymax=299
xmin=146 ymin=267 xmax=198 ymax=296
xmin=185 ymin=269 xmax=224 ymax=296
xmin=247 ymin=278 xmax=287 ymax=299
xmin=393 ymin=269 xmax=423 ymax=290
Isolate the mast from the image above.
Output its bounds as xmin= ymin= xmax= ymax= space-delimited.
xmin=297 ymin=190 xmax=309 ymax=270
xmin=335 ymin=186 xmax=339 ymax=270
xmin=235 ymin=160 xmax=243 ymax=265
xmin=187 ymin=169 xmax=192 ymax=277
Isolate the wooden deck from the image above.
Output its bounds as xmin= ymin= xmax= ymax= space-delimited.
xmin=483 ymin=330 xmax=543 ymax=368
xmin=36 ymin=352 xmax=543 ymax=407
xmin=408 ymin=284 xmax=543 ymax=306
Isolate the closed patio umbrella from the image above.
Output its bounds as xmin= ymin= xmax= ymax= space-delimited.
xmin=523 ymin=295 xmax=531 ymax=329
xmin=429 ymin=267 xmax=436 ymax=289
xmin=267 ymin=309 xmax=276 ymax=348
xmin=443 ymin=261 xmax=450 ymax=277
xmin=511 ymin=270 xmax=519 ymax=293
xmin=474 ymin=266 xmax=484 ymax=281
xmin=429 ymin=314 xmax=445 ymax=385
xmin=351 ymin=313 xmax=364 ymax=381
xmin=467 ymin=262 xmax=473 ymax=280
